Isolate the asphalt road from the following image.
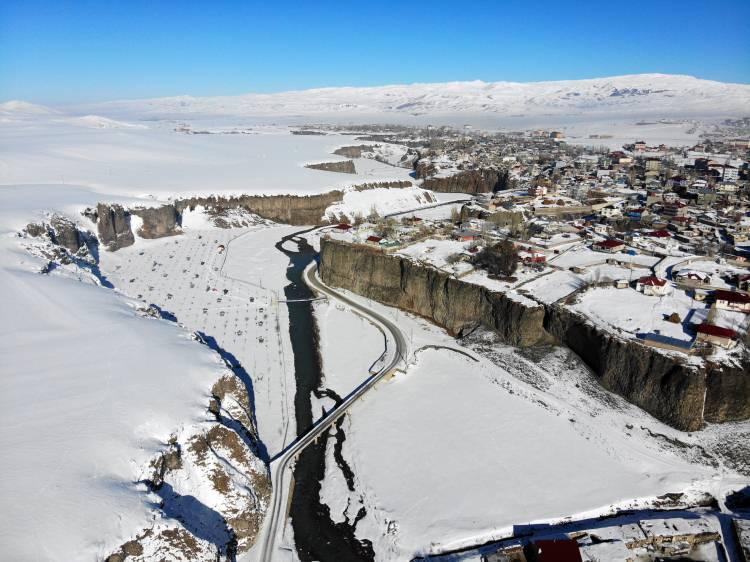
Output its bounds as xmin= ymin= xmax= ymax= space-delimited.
xmin=256 ymin=261 xmax=407 ymax=562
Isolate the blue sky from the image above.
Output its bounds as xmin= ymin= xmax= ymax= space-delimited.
xmin=1 ymin=0 xmax=749 ymax=104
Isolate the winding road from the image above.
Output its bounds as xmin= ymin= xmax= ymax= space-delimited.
xmin=255 ymin=261 xmax=408 ymax=562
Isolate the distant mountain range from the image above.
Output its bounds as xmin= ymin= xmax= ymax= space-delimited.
xmin=3 ymin=74 xmax=749 ymax=127
xmin=78 ymin=74 xmax=750 ymax=122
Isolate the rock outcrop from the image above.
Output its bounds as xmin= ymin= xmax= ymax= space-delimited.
xmin=26 ymin=215 xmax=89 ymax=254
xmin=291 ymin=129 xmax=327 ymax=135
xmin=90 ymin=179 xmax=413 ymax=251
xmin=416 ymin=166 xmax=509 ymax=194
xmin=49 ymin=215 xmax=86 ymax=252
xmin=176 ymin=192 xmax=346 ymax=225
xmin=23 ymin=214 xmax=103 ymax=276
xmin=319 ymin=238 xmax=750 ymax=431
xmin=105 ymin=371 xmax=271 ymax=562
xmin=305 ymin=160 xmax=356 ymax=174
xmin=96 ymin=203 xmax=135 ymax=250
xmin=131 ymin=205 xmax=181 ymax=239
xmin=93 ymin=192 xmax=347 ymax=251
xmin=332 ymin=145 xmax=371 ymax=158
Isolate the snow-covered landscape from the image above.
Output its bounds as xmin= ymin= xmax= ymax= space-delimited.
xmin=310 ymin=279 xmax=749 ymax=560
xmin=2 ymin=11 xmax=750 ymax=557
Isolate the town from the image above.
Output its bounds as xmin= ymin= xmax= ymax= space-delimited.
xmin=321 ymin=123 xmax=750 ymax=363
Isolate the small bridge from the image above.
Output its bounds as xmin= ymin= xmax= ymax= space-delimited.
xmin=277 ymin=296 xmax=327 ymax=303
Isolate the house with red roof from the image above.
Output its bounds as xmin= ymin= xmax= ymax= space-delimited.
xmin=453 ymin=229 xmax=481 ymax=242
xmin=636 ymin=275 xmax=671 ymax=296
xmin=519 ymin=250 xmax=546 ymax=264
xmin=593 ymin=239 xmax=625 ymax=253
xmin=714 ymin=290 xmax=750 ymax=313
xmin=525 ymin=538 xmax=583 ymax=562
xmin=696 ymin=323 xmax=738 ymax=349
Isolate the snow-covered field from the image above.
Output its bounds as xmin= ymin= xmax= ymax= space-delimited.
xmin=0 ymin=118 xmax=412 ymax=199
xmin=98 ymin=224 xmax=298 ymax=455
xmin=315 ymin=299 xmax=385 ymax=398
xmin=309 ymin=288 xmax=747 ymax=560
xmin=0 ymin=185 xmax=260 ymax=560
xmin=2 ymin=72 xmax=749 ymax=561
xmin=572 ymin=286 xmax=699 ymax=343
xmin=550 ymin=245 xmax=659 ymax=270
xmin=324 ymin=185 xmax=436 ymax=222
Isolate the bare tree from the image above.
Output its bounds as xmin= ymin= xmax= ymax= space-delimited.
xmin=367 ymin=205 xmax=380 ymax=223
xmin=474 ymin=240 xmax=519 ymax=276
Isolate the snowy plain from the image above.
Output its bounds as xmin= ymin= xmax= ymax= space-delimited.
xmin=98 ymin=224 xmax=299 ymax=455
xmin=0 ymin=111 xmax=454 ymax=560
xmin=2 ymin=72 xmax=750 ymax=561
xmin=0 ymin=118 xmax=414 ymax=199
xmin=306 ymin=286 xmax=747 ymax=560
xmin=0 ymin=185 xmax=240 ymax=560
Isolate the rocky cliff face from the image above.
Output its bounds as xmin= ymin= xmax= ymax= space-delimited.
xmin=176 ymin=191 xmax=346 ymax=225
xmin=703 ymin=363 xmax=750 ymax=424
xmin=26 ymin=214 xmax=91 ymax=254
xmin=94 ymin=183 xmax=422 ymax=251
xmin=104 ymin=370 xmax=271 ymax=562
xmin=305 ymin=160 xmax=356 ymax=174
xmin=333 ymin=145 xmax=370 ymax=158
xmin=544 ymin=306 xmax=708 ymax=430
xmin=131 ymin=205 xmax=181 ymax=239
xmin=93 ymin=192 xmax=347 ymax=252
xmin=320 ymin=238 xmax=551 ymax=346
xmin=418 ymin=168 xmax=509 ymax=194
xmin=49 ymin=215 xmax=86 ymax=252
xmin=23 ymin=214 xmax=104 ymax=278
xmin=319 ymin=238 xmax=750 ymax=431
xmin=96 ymin=203 xmax=135 ymax=250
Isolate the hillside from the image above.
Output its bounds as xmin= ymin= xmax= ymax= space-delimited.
xmin=83 ymin=74 xmax=750 ymax=123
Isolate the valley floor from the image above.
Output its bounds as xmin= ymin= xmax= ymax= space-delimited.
xmin=309 ymin=271 xmax=750 ymax=560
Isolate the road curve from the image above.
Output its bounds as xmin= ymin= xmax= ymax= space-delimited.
xmin=256 ymin=261 xmax=408 ymax=562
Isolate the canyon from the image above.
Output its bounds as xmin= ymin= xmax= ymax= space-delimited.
xmin=319 ymin=238 xmax=750 ymax=431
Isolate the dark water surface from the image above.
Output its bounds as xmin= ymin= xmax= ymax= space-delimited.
xmin=275 ymin=229 xmax=373 ymax=562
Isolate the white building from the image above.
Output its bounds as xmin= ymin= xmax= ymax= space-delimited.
xmin=636 ymin=276 xmax=672 ymax=296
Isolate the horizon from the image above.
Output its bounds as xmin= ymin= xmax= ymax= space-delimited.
xmin=3 ymin=72 xmax=748 ymax=109
xmin=2 ymin=2 xmax=750 ymax=559
xmin=1 ymin=0 xmax=749 ymax=105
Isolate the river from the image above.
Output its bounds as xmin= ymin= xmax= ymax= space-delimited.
xmin=275 ymin=228 xmax=374 ymax=562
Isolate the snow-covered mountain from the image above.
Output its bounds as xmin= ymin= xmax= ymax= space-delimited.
xmin=83 ymin=74 xmax=750 ymax=122
xmin=0 ymin=100 xmax=59 ymax=115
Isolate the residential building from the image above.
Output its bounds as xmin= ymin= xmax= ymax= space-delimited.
xmin=636 ymin=275 xmax=672 ymax=296
xmin=593 ymin=239 xmax=625 ymax=253
xmin=715 ymin=290 xmax=750 ymax=313
xmin=696 ymin=323 xmax=738 ymax=348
